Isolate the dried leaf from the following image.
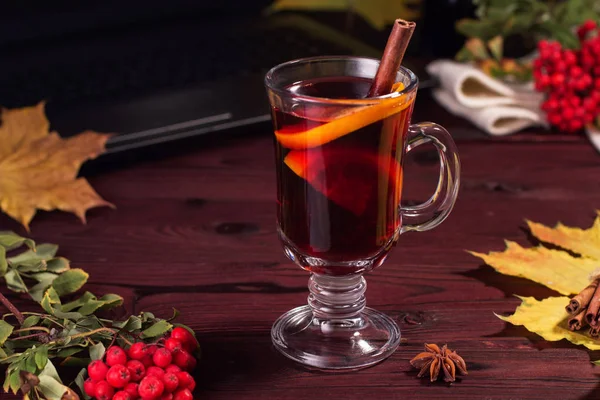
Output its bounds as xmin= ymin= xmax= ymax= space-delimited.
xmin=469 ymin=240 xmax=598 ymax=295
xmin=527 ymin=214 xmax=600 ymax=260
xmin=497 ymin=296 xmax=600 ymax=350
xmin=0 ymin=102 xmax=113 ymax=230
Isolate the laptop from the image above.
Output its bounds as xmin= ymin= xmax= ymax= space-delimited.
xmin=0 ymin=2 xmax=421 ymax=157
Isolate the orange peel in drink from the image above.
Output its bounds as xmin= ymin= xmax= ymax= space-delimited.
xmin=275 ymin=84 xmax=413 ymax=150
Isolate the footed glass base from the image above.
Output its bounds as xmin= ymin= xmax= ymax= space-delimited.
xmin=271 ymin=274 xmax=400 ymax=370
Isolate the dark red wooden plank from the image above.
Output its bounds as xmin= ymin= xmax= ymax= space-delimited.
xmin=1 ymin=97 xmax=600 ymax=399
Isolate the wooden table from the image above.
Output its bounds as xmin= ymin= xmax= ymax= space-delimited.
xmin=2 ymin=91 xmax=600 ymax=399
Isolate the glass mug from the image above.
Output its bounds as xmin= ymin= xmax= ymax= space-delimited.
xmin=265 ymin=56 xmax=460 ymax=370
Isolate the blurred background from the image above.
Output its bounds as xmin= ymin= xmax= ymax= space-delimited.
xmin=0 ymin=0 xmax=479 ymax=166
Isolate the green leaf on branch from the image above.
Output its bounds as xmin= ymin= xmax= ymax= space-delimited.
xmin=46 ymin=258 xmax=70 ymax=273
xmin=0 ymin=320 xmax=14 ymax=345
xmin=0 ymin=231 xmax=35 ymax=251
xmin=0 ymin=247 xmax=7 ymax=277
xmin=113 ymin=316 xmax=142 ymax=331
xmin=456 ymin=18 xmax=497 ymax=40
xmin=38 ymin=375 xmax=70 ymax=400
xmin=51 ymin=268 xmax=88 ymax=296
xmin=35 ymin=345 xmax=48 ymax=370
xmin=21 ymin=316 xmax=40 ymax=329
xmin=4 ymin=270 xmax=27 ymax=293
xmin=9 ymin=243 xmax=57 ymax=265
xmin=41 ymin=287 xmax=61 ymax=314
xmin=141 ymin=320 xmax=172 ymax=339
xmin=89 ymin=343 xmax=105 ymax=361
xmin=75 ymin=368 xmax=89 ymax=400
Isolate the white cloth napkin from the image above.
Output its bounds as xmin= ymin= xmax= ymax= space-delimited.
xmin=426 ymin=60 xmax=547 ymax=136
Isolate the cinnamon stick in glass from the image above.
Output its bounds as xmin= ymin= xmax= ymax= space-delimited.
xmin=568 ymin=310 xmax=588 ymax=331
xmin=566 ymin=279 xmax=599 ymax=314
xmin=367 ymin=19 xmax=416 ymax=97
xmin=585 ymin=283 xmax=600 ymax=326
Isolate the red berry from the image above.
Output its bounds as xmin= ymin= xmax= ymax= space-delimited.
xmin=165 ymin=338 xmax=183 ymax=353
xmin=146 ymin=366 xmax=166 ymax=379
xmin=165 ymin=365 xmax=181 ymax=374
xmin=107 ymin=346 xmax=129 ymax=367
xmin=562 ymin=107 xmax=575 ymax=121
xmin=127 ymin=360 xmax=146 ymax=382
xmin=94 ymin=380 xmax=115 ymax=400
xmin=584 ymin=97 xmax=597 ymax=113
xmin=163 ymin=373 xmax=179 ymax=393
xmin=153 ymin=348 xmax=173 ymax=368
xmin=129 ymin=342 xmax=149 ymax=360
xmin=173 ymin=389 xmax=193 ymax=400
xmin=160 ymin=394 xmax=173 ymax=400
xmin=569 ymin=119 xmax=583 ymax=132
xmin=551 ymin=73 xmax=565 ymax=87
xmin=563 ymin=50 xmax=577 ymax=66
xmin=537 ymin=74 xmax=550 ymax=89
xmin=147 ymin=345 xmax=159 ymax=356
xmin=595 ymin=79 xmax=600 ymax=90
xmin=142 ymin=355 xmax=154 ymax=369
xmin=88 ymin=360 xmax=109 ymax=381
xmin=177 ymin=371 xmax=196 ymax=389
xmin=170 ymin=328 xmax=198 ymax=351
xmin=84 ymin=378 xmax=97 ymax=397
xmin=548 ymin=113 xmax=562 ymax=126
xmin=125 ymin=382 xmax=140 ymax=399
xmin=570 ymin=66 xmax=583 ymax=78
xmin=139 ymin=375 xmax=165 ymax=400
xmin=175 ymin=372 xmax=195 ymax=391
xmin=568 ymin=95 xmax=581 ymax=108
xmin=173 ymin=351 xmax=196 ymax=371
xmin=113 ymin=391 xmax=132 ymax=400
xmin=107 ymin=364 xmax=131 ymax=388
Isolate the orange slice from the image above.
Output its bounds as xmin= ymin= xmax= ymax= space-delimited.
xmin=275 ymin=84 xmax=412 ymax=150
xmin=284 ymin=148 xmax=402 ymax=215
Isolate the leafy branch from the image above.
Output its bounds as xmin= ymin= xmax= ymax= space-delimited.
xmin=0 ymin=232 xmax=198 ymax=399
xmin=455 ymin=0 xmax=600 ymax=80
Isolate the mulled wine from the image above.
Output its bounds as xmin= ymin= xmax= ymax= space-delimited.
xmin=272 ymin=76 xmax=414 ymax=275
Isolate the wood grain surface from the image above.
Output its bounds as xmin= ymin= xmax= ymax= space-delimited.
xmin=1 ymin=94 xmax=600 ymax=400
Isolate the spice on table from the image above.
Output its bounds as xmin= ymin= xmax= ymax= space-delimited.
xmin=409 ymin=343 xmax=468 ymax=383
xmin=566 ymin=277 xmax=600 ymax=334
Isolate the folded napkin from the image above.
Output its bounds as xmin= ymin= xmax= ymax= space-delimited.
xmin=426 ymin=60 xmax=547 ymax=136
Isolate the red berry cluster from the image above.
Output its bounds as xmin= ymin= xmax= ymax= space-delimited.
xmin=534 ymin=20 xmax=600 ymax=133
xmin=84 ymin=327 xmax=198 ymax=400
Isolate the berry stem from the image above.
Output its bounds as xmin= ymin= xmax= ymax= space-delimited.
xmin=0 ymin=291 xmax=24 ymax=325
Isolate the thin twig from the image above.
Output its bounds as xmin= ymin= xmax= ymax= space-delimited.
xmin=11 ymin=332 xmax=47 ymax=341
xmin=13 ymin=327 xmax=51 ymax=334
xmin=0 ymin=291 xmax=24 ymax=325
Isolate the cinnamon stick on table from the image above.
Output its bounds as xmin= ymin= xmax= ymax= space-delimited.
xmin=566 ymin=279 xmax=599 ymax=314
xmin=585 ymin=282 xmax=600 ymax=326
xmin=367 ymin=19 xmax=416 ymax=98
xmin=590 ymin=326 xmax=600 ymax=338
xmin=568 ymin=309 xmax=588 ymax=331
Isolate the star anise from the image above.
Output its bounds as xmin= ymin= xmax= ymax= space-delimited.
xmin=409 ymin=343 xmax=468 ymax=383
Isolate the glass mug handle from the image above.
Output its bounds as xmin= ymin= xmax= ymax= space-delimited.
xmin=400 ymin=122 xmax=461 ymax=234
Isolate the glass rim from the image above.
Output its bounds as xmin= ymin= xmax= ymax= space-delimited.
xmin=264 ymin=55 xmax=418 ymax=105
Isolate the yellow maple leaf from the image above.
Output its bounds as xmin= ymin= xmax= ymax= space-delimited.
xmin=526 ymin=213 xmax=600 ymax=260
xmin=469 ymin=240 xmax=599 ymax=295
xmin=0 ymin=102 xmax=114 ymax=230
xmin=497 ymin=296 xmax=600 ymax=350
